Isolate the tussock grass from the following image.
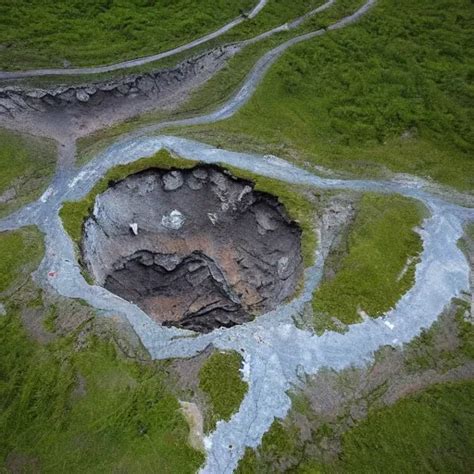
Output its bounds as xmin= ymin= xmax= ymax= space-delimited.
xmin=199 ymin=351 xmax=248 ymax=433
xmin=312 ymin=193 xmax=424 ymax=331
xmin=0 ymin=129 xmax=56 ymax=218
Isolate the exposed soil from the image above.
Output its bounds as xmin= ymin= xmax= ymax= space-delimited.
xmin=82 ymin=165 xmax=303 ymax=332
xmin=0 ymin=45 xmax=238 ymax=145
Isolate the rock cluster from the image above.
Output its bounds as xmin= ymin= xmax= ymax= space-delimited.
xmin=82 ymin=166 xmax=303 ymax=333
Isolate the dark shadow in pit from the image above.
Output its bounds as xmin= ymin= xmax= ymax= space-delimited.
xmin=81 ymin=165 xmax=303 ymax=333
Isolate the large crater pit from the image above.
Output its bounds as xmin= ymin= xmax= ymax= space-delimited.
xmin=82 ymin=165 xmax=303 ymax=333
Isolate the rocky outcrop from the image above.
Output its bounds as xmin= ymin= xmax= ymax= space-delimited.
xmin=82 ymin=165 xmax=303 ymax=333
xmin=0 ymin=45 xmax=239 ymax=116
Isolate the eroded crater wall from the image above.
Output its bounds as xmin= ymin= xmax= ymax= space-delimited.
xmin=82 ymin=165 xmax=303 ymax=332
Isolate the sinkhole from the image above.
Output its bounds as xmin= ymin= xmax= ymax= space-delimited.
xmin=81 ymin=165 xmax=303 ymax=333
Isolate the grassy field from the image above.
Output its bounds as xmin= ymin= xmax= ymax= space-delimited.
xmin=237 ymin=380 xmax=474 ymax=473
xmin=0 ymin=227 xmax=45 ymax=293
xmin=198 ymin=351 xmax=248 ymax=433
xmin=0 ymin=0 xmax=254 ymax=70
xmin=175 ymin=0 xmax=474 ymax=192
xmin=0 ymin=313 xmax=204 ymax=473
xmin=335 ymin=381 xmax=474 ymax=473
xmin=75 ymin=0 xmax=363 ymax=161
xmin=312 ymin=193 xmax=424 ymax=332
xmin=0 ymin=129 xmax=56 ymax=218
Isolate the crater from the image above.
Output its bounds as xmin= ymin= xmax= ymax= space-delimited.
xmin=81 ymin=165 xmax=303 ymax=333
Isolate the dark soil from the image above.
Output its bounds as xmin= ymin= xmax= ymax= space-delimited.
xmin=82 ymin=165 xmax=303 ymax=333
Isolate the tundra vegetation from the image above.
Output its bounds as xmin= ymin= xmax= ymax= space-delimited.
xmin=312 ymin=193 xmax=424 ymax=332
xmin=178 ymin=0 xmax=474 ymax=192
xmin=0 ymin=0 xmax=472 ymax=471
xmin=236 ymin=380 xmax=474 ymax=473
xmin=0 ymin=129 xmax=56 ymax=218
xmin=0 ymin=0 xmax=254 ymax=70
xmin=198 ymin=351 xmax=248 ymax=433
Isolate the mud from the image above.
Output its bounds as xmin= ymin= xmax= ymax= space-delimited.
xmin=82 ymin=165 xmax=303 ymax=333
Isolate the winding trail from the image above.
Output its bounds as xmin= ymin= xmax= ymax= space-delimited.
xmin=1 ymin=1 xmax=472 ymax=473
xmin=0 ymin=0 xmax=268 ymax=80
xmin=70 ymin=0 xmax=377 ymax=164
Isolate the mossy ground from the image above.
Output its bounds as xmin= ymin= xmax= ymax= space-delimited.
xmin=173 ymin=0 xmax=473 ymax=192
xmin=312 ymin=193 xmax=425 ymax=332
xmin=198 ymin=351 xmax=248 ymax=433
xmin=0 ymin=128 xmax=56 ymax=218
xmin=0 ymin=226 xmax=45 ymax=293
xmin=0 ymin=0 xmax=253 ymax=70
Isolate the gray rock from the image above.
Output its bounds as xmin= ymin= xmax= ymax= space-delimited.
xmin=76 ymin=90 xmax=90 ymax=103
xmin=162 ymin=171 xmax=184 ymax=191
xmin=155 ymin=253 xmax=182 ymax=271
xmin=161 ymin=209 xmax=185 ymax=230
xmin=192 ymin=168 xmax=208 ymax=180
xmin=187 ymin=175 xmax=203 ymax=190
xmin=255 ymin=209 xmax=277 ymax=232
xmin=0 ymin=303 xmax=6 ymax=317
xmin=210 ymin=170 xmax=228 ymax=191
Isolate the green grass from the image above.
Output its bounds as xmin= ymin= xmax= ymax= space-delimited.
xmin=0 ymin=128 xmax=56 ymax=218
xmin=175 ymin=0 xmax=474 ymax=192
xmin=0 ymin=0 xmax=254 ymax=70
xmin=312 ymin=193 xmax=424 ymax=332
xmin=336 ymin=381 xmax=474 ymax=473
xmin=0 ymin=227 xmax=45 ymax=293
xmin=0 ymin=310 xmax=204 ymax=473
xmin=220 ymin=164 xmax=318 ymax=266
xmin=60 ymin=149 xmax=198 ymax=247
xmin=75 ymin=0 xmax=363 ymax=164
xmin=236 ymin=381 xmax=474 ymax=473
xmin=198 ymin=351 xmax=248 ymax=433
xmin=236 ymin=420 xmax=302 ymax=473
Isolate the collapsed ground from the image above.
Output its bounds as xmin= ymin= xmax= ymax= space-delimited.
xmin=82 ymin=165 xmax=302 ymax=332
xmin=0 ymin=0 xmax=473 ymax=472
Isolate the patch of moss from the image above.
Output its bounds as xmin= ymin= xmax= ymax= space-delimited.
xmin=0 ymin=128 xmax=56 ymax=218
xmin=337 ymin=381 xmax=474 ymax=473
xmin=312 ymin=193 xmax=424 ymax=330
xmin=0 ymin=307 xmax=204 ymax=472
xmin=198 ymin=351 xmax=248 ymax=433
xmin=0 ymin=226 xmax=45 ymax=293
